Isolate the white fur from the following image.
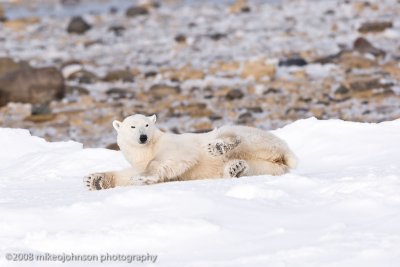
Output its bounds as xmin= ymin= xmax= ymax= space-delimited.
xmin=84 ymin=114 xmax=298 ymax=190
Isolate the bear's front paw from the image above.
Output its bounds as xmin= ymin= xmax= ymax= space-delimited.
xmin=84 ymin=173 xmax=109 ymax=190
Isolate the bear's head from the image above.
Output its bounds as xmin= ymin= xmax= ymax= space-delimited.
xmin=112 ymin=114 xmax=157 ymax=146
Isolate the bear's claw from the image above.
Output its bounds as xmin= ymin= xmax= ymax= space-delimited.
xmin=226 ymin=160 xmax=248 ymax=178
xmin=84 ymin=173 xmax=107 ymax=190
xmin=207 ymin=137 xmax=241 ymax=157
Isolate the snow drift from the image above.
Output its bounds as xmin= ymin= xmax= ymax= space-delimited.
xmin=0 ymin=118 xmax=400 ymax=267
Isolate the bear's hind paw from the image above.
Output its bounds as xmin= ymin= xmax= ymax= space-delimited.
xmin=207 ymin=139 xmax=227 ymax=156
xmin=226 ymin=160 xmax=249 ymax=178
xmin=207 ymin=137 xmax=241 ymax=157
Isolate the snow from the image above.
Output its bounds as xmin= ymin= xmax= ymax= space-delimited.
xmin=1 ymin=118 xmax=400 ymax=266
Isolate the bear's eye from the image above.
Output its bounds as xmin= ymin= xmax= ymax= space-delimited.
xmin=146 ymin=124 xmax=149 ymax=127
xmin=131 ymin=126 xmax=135 ymax=129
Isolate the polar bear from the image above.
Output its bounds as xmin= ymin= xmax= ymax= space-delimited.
xmin=84 ymin=114 xmax=297 ymax=190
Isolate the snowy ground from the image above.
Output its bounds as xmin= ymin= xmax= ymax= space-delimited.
xmin=1 ymin=118 xmax=400 ymax=266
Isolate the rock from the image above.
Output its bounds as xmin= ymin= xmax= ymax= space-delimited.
xmin=226 ymin=89 xmax=244 ymax=100
xmin=103 ymin=70 xmax=134 ymax=82
xmin=4 ymin=17 xmax=40 ymax=31
xmin=67 ymin=16 xmax=91 ymax=34
xmin=279 ymin=57 xmax=307 ymax=67
xmin=347 ymin=77 xmax=381 ymax=92
xmin=31 ymin=104 xmax=51 ymax=115
xmin=263 ymin=88 xmax=281 ymax=94
xmin=285 ymin=107 xmax=309 ymax=119
xmin=246 ymin=107 xmax=263 ymax=113
xmin=68 ymin=70 xmax=99 ymax=84
xmin=0 ymin=5 xmax=5 ymax=21
xmin=237 ymin=112 xmax=253 ymax=124
xmin=0 ymin=103 xmax=31 ymax=121
xmin=108 ymin=25 xmax=125 ymax=36
xmin=353 ymin=37 xmax=385 ymax=57
xmin=109 ymin=6 xmax=118 ymax=14
xmin=310 ymin=107 xmax=326 ymax=119
xmin=358 ymin=21 xmax=392 ymax=33
xmin=106 ymin=88 xmax=134 ymax=99
xmin=61 ymin=60 xmax=83 ymax=78
xmin=66 ymin=85 xmax=89 ymax=95
xmin=241 ymin=60 xmax=276 ymax=81
xmin=324 ymin=9 xmax=335 ymax=15
xmin=208 ymin=33 xmax=227 ymax=41
xmin=164 ymin=66 xmax=205 ymax=81
xmin=383 ymin=63 xmax=400 ymax=80
xmin=209 ymin=114 xmax=222 ymax=121
xmin=25 ymin=114 xmax=57 ymax=123
xmin=126 ymin=6 xmax=149 ymax=17
xmin=0 ymin=57 xmax=29 ymax=77
xmin=0 ymin=67 xmax=64 ymax=107
xmin=337 ymin=52 xmax=375 ymax=69
xmin=106 ymin=143 xmax=120 ymax=150
xmin=144 ymin=71 xmax=158 ymax=78
xmin=149 ymin=84 xmax=180 ymax=99
xmin=314 ymin=51 xmax=343 ymax=64
xmin=61 ymin=0 xmax=81 ymax=6
xmin=170 ymin=103 xmax=213 ymax=117
xmin=192 ymin=121 xmax=213 ymax=132
xmin=229 ymin=0 xmax=251 ymax=13
xmin=334 ymin=85 xmax=350 ymax=95
xmin=175 ymin=34 xmax=187 ymax=43
xmin=209 ymin=61 xmax=240 ymax=74
xmin=84 ymin=39 xmax=103 ymax=48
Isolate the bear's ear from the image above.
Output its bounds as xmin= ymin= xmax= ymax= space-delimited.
xmin=112 ymin=120 xmax=122 ymax=131
xmin=149 ymin=114 xmax=157 ymax=123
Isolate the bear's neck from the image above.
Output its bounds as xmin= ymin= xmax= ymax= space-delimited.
xmin=119 ymin=129 xmax=164 ymax=172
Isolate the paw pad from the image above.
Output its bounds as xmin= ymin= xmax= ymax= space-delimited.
xmin=83 ymin=173 xmax=106 ymax=190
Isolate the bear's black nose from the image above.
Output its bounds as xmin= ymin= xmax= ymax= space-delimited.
xmin=139 ymin=135 xmax=148 ymax=144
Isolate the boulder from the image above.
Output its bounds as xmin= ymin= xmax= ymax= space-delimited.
xmin=0 ymin=67 xmax=64 ymax=107
xmin=163 ymin=66 xmax=205 ymax=81
xmin=353 ymin=37 xmax=385 ymax=57
xmin=108 ymin=25 xmax=125 ymax=36
xmin=126 ymin=6 xmax=149 ymax=17
xmin=0 ymin=5 xmax=5 ymax=21
xmin=68 ymin=70 xmax=99 ymax=84
xmin=66 ymin=85 xmax=89 ymax=95
xmin=149 ymin=84 xmax=181 ymax=99
xmin=337 ymin=52 xmax=375 ymax=69
xmin=169 ymin=103 xmax=213 ymax=117
xmin=279 ymin=57 xmax=307 ymax=67
xmin=226 ymin=89 xmax=244 ymax=100
xmin=358 ymin=21 xmax=392 ymax=33
xmin=3 ymin=17 xmax=40 ymax=31
xmin=67 ymin=16 xmax=91 ymax=34
xmin=106 ymin=87 xmax=134 ymax=99
xmin=347 ymin=76 xmax=381 ymax=92
xmin=229 ymin=0 xmax=251 ymax=13
xmin=241 ymin=60 xmax=276 ymax=81
xmin=175 ymin=34 xmax=187 ymax=43
xmin=103 ymin=70 xmax=134 ymax=82
xmin=0 ymin=57 xmax=29 ymax=77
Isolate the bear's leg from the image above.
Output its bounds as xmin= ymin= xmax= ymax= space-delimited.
xmin=207 ymin=135 xmax=241 ymax=157
xmin=224 ymin=159 xmax=249 ymax=178
xmin=84 ymin=168 xmax=143 ymax=190
xmin=245 ymin=160 xmax=290 ymax=176
xmin=144 ymin=157 xmax=199 ymax=182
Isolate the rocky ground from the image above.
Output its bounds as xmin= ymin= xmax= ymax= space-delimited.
xmin=0 ymin=0 xmax=399 ymax=148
